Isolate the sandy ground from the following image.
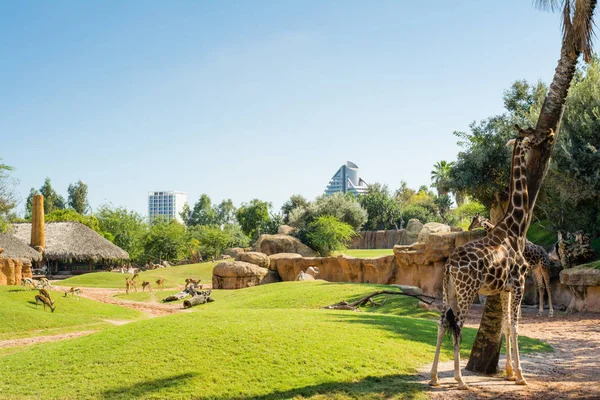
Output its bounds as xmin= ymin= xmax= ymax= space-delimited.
xmin=419 ymin=304 xmax=600 ymax=400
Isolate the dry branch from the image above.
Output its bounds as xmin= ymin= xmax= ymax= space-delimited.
xmin=323 ymin=290 xmax=436 ymax=311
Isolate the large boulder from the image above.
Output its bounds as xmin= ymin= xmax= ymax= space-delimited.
xmin=267 ymin=253 xmax=303 ymax=271
xmin=254 ymin=234 xmax=319 ymax=257
xmin=224 ymin=247 xmax=246 ymax=259
xmin=239 ymin=252 xmax=270 ymax=269
xmin=406 ymin=219 xmax=424 ymax=242
xmin=0 ymin=258 xmax=24 ymax=286
xmin=212 ymin=261 xmax=269 ymax=289
xmin=560 ymin=267 xmax=600 ymax=313
xmin=417 ymin=222 xmax=452 ymax=243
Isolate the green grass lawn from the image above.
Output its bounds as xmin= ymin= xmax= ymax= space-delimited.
xmin=0 ymin=286 xmax=142 ymax=341
xmin=0 ymin=282 xmax=550 ymax=399
xmin=527 ymin=220 xmax=557 ymax=248
xmin=114 ymin=289 xmax=182 ymax=303
xmin=58 ymin=261 xmax=217 ymax=289
xmin=336 ymin=249 xmax=395 ymax=258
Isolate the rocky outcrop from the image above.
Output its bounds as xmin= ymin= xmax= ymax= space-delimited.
xmin=239 ymin=252 xmax=270 ymax=269
xmin=406 ymin=219 xmax=424 ymax=242
xmin=0 ymin=258 xmax=27 ymax=286
xmin=254 ymin=234 xmax=319 ymax=257
xmin=212 ymin=261 xmax=269 ymax=289
xmin=224 ymin=247 xmax=247 ymax=259
xmin=277 ymin=225 xmax=296 ymax=235
xmin=417 ymin=222 xmax=452 ymax=243
xmin=560 ymin=267 xmax=600 ymax=313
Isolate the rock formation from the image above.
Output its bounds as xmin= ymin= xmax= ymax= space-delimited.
xmin=239 ymin=252 xmax=270 ymax=269
xmin=212 ymin=261 xmax=269 ymax=289
xmin=560 ymin=266 xmax=600 ymax=313
xmin=254 ymin=234 xmax=319 ymax=257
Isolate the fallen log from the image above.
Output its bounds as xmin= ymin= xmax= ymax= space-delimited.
xmin=183 ymin=294 xmax=215 ymax=308
xmin=323 ymin=290 xmax=436 ymax=311
xmin=162 ymin=291 xmax=190 ymax=302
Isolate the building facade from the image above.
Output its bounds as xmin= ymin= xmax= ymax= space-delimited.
xmin=148 ymin=191 xmax=188 ymax=223
xmin=324 ymin=161 xmax=369 ymax=196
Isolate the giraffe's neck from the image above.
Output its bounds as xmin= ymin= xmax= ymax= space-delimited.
xmin=493 ymin=140 xmax=529 ymax=243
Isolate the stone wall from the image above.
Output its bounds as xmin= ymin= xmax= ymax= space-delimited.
xmin=348 ymin=229 xmax=417 ymax=249
xmin=560 ymin=267 xmax=600 ymax=313
xmin=0 ymin=258 xmax=31 ymax=286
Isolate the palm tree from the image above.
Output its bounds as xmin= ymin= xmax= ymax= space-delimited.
xmin=467 ymin=0 xmax=597 ymax=374
xmin=430 ymin=160 xmax=453 ymax=196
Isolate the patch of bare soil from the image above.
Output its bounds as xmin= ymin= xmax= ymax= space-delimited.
xmin=0 ymin=331 xmax=97 ymax=349
xmin=52 ymin=285 xmax=185 ymax=317
xmin=419 ymin=305 xmax=600 ymax=399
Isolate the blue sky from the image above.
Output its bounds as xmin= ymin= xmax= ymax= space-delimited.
xmin=1 ymin=1 xmax=565 ymax=216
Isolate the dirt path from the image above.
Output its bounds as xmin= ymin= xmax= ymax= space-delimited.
xmin=52 ymin=285 xmax=186 ymax=317
xmin=420 ymin=305 xmax=600 ymax=399
xmin=0 ymin=331 xmax=98 ymax=349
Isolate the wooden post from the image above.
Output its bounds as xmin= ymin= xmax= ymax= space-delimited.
xmin=31 ymin=194 xmax=45 ymax=250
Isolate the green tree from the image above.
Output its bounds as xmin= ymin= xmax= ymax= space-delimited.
xmin=96 ymin=205 xmax=148 ymax=262
xmin=0 ymin=160 xmax=17 ymax=233
xmin=26 ymin=178 xmax=67 ymax=216
xmin=394 ymin=181 xmax=415 ymax=206
xmin=223 ymin=223 xmax=251 ymax=248
xmin=190 ymin=194 xmax=217 ymax=226
xmin=358 ymin=183 xmax=402 ymax=230
xmin=306 ymin=215 xmax=356 ymax=256
xmin=236 ymin=199 xmax=272 ymax=239
xmin=281 ymin=194 xmax=309 ymax=224
xmin=188 ymin=225 xmax=232 ymax=258
xmin=45 ymin=209 xmax=103 ymax=234
xmin=179 ymin=203 xmax=192 ymax=226
xmin=215 ymin=199 xmax=236 ymax=226
xmin=430 ymin=161 xmax=454 ymax=196
xmin=67 ymin=180 xmax=90 ymax=214
xmin=143 ymin=219 xmax=187 ymax=263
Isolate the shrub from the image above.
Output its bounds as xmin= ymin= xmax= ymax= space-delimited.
xmin=306 ymin=215 xmax=356 ymax=256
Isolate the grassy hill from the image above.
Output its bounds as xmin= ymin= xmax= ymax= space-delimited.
xmin=0 ymin=282 xmax=550 ymax=399
xmin=0 ymin=286 xmax=142 ymax=341
xmin=58 ymin=261 xmax=217 ymax=289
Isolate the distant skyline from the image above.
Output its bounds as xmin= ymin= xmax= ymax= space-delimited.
xmin=1 ymin=1 xmax=565 ymax=216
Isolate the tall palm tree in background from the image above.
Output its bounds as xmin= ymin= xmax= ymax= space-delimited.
xmin=430 ymin=160 xmax=453 ymax=196
xmin=467 ymin=0 xmax=597 ymax=374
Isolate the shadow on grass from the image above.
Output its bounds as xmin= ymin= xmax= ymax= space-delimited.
xmin=222 ymin=374 xmax=424 ymax=400
xmin=101 ymin=372 xmax=198 ymax=399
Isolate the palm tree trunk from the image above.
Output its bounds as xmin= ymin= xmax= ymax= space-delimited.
xmin=466 ymin=1 xmax=597 ymax=374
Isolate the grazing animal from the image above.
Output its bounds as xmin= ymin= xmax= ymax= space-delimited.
xmin=21 ymin=278 xmax=37 ymax=290
xmin=38 ymin=288 xmax=53 ymax=301
xmin=125 ymin=278 xmax=137 ymax=294
xmin=36 ymin=278 xmax=52 ymax=289
xmin=469 ymin=214 xmax=555 ymax=317
xmin=35 ymin=294 xmax=55 ymax=312
xmin=430 ymin=126 xmax=552 ymax=389
xmin=155 ymin=278 xmax=165 ymax=291
xmin=141 ymin=281 xmax=151 ymax=291
xmin=63 ymin=287 xmax=82 ymax=299
xmin=131 ymin=273 xmax=140 ymax=281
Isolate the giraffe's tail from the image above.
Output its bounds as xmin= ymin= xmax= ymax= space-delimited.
xmin=442 ymin=266 xmax=461 ymax=342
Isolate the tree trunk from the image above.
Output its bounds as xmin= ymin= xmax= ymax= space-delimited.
xmin=467 ymin=1 xmax=597 ymax=373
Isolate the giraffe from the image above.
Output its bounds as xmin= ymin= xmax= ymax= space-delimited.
xmin=469 ymin=214 xmax=554 ymax=317
xmin=429 ymin=125 xmax=553 ymax=390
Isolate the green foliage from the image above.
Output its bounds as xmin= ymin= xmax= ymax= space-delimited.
xmin=526 ymin=220 xmax=558 ymax=248
xmin=400 ymin=188 xmax=440 ymax=224
xmin=188 ymin=225 xmax=232 ymax=258
xmin=450 ymin=200 xmax=487 ymax=229
xmin=431 ymin=160 xmax=454 ymax=196
xmin=235 ymin=199 xmax=273 ymax=239
xmin=215 ymin=199 xmax=236 ymax=225
xmin=189 ymin=194 xmax=217 ymax=226
xmin=359 ymin=183 xmax=402 ymax=230
xmin=0 ymin=160 xmax=17 ymax=233
xmin=45 ymin=209 xmax=103 ymax=233
xmin=289 ymin=193 xmax=367 ymax=232
xmin=179 ymin=203 xmax=192 ymax=226
xmin=281 ymin=194 xmax=309 ymax=224
xmin=143 ymin=219 xmax=188 ymax=263
xmin=96 ymin=205 xmax=148 ymax=263
xmin=25 ymin=178 xmax=67 ymax=217
xmin=67 ymin=180 xmax=90 ymax=214
xmin=306 ymin=215 xmax=356 ymax=256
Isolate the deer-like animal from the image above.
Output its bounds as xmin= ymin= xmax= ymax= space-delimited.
xmin=141 ymin=281 xmax=151 ymax=291
xmin=155 ymin=278 xmax=165 ymax=291
xmin=35 ymin=294 xmax=55 ymax=312
xmin=64 ymin=287 xmax=82 ymax=299
xmin=38 ymin=288 xmax=53 ymax=302
xmin=36 ymin=278 xmax=52 ymax=289
xmin=21 ymin=278 xmax=37 ymax=290
xmin=185 ymin=278 xmax=201 ymax=288
xmin=131 ymin=272 xmax=140 ymax=281
xmin=125 ymin=277 xmax=137 ymax=294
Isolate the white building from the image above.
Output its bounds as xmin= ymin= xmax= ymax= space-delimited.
xmin=148 ymin=191 xmax=188 ymax=223
xmin=324 ymin=161 xmax=369 ymax=196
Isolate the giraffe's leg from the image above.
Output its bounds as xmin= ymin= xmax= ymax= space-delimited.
xmin=429 ymin=316 xmax=447 ymax=386
xmin=542 ymin=267 xmax=554 ymax=317
xmin=501 ymin=291 xmax=515 ymax=381
xmin=510 ymin=287 xmax=527 ymax=386
xmin=533 ymin=266 xmax=545 ymax=317
xmin=452 ymin=292 xmax=476 ymax=390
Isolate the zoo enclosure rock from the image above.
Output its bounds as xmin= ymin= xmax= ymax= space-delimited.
xmin=254 ymin=234 xmax=319 ymax=257
xmin=239 ymin=251 xmax=270 ymax=268
xmin=212 ymin=261 xmax=269 ymax=290
xmin=0 ymin=258 xmax=31 ymax=286
xmin=560 ymin=267 xmax=600 ymax=312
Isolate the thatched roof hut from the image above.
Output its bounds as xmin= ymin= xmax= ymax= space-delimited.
xmin=0 ymin=233 xmax=43 ymax=262
xmin=11 ymin=222 xmax=128 ymax=262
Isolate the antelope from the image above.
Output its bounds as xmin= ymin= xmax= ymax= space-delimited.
xmin=35 ymin=294 xmax=55 ymax=312
xmin=21 ymin=278 xmax=37 ymax=290
xmin=141 ymin=281 xmax=151 ymax=291
xmin=185 ymin=278 xmax=201 ymax=288
xmin=155 ymin=278 xmax=165 ymax=291
xmin=132 ymin=272 xmax=140 ymax=281
xmin=38 ymin=288 xmax=53 ymax=301
xmin=36 ymin=278 xmax=52 ymax=289
xmin=125 ymin=277 xmax=137 ymax=294
xmin=64 ymin=287 xmax=82 ymax=299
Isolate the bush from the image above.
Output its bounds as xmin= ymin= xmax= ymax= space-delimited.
xmin=306 ymin=215 xmax=356 ymax=256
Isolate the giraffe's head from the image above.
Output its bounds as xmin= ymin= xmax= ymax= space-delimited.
xmin=468 ymin=213 xmax=484 ymax=231
xmin=506 ymin=125 xmax=554 ymax=150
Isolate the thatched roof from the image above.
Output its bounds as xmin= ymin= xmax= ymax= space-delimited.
xmin=11 ymin=222 xmax=129 ymax=261
xmin=0 ymin=234 xmax=43 ymax=262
